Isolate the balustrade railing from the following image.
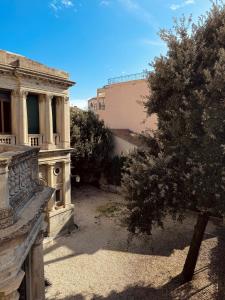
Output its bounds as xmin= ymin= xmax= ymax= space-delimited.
xmin=0 ymin=145 xmax=43 ymax=229
xmin=0 ymin=135 xmax=16 ymax=145
xmin=28 ymin=134 xmax=44 ymax=147
xmin=53 ymin=133 xmax=60 ymax=146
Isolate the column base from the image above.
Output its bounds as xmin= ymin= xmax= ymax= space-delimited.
xmin=48 ymin=204 xmax=74 ymax=237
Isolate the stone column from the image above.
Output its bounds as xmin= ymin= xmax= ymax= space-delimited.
xmin=30 ymin=233 xmax=45 ymax=300
xmin=11 ymin=90 xmax=19 ymax=141
xmin=62 ymin=160 xmax=71 ymax=206
xmin=39 ymin=95 xmax=45 ymax=143
xmin=45 ymin=94 xmax=54 ymax=150
xmin=60 ymin=96 xmax=70 ymax=149
xmin=18 ymin=90 xmax=29 ymax=145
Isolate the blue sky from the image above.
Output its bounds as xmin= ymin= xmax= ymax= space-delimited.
xmin=0 ymin=0 xmax=212 ymax=109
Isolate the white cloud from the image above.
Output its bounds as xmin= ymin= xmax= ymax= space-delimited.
xmin=170 ymin=0 xmax=195 ymax=10
xmin=50 ymin=0 xmax=74 ymax=15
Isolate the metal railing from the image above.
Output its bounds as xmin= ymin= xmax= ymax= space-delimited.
xmin=107 ymin=71 xmax=148 ymax=85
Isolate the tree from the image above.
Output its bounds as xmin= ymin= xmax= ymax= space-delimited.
xmin=122 ymin=2 xmax=225 ymax=282
xmin=70 ymin=107 xmax=114 ymax=185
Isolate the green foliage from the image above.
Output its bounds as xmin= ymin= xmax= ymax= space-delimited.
xmin=104 ymin=155 xmax=127 ymax=186
xmin=122 ymin=2 xmax=225 ymax=234
xmin=70 ymin=107 xmax=114 ymax=184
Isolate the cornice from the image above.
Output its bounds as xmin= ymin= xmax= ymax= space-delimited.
xmin=0 ymin=63 xmax=75 ymax=88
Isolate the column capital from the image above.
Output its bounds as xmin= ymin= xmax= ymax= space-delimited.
xmin=19 ymin=90 xmax=29 ymax=98
xmin=46 ymin=94 xmax=54 ymax=101
xmin=11 ymin=89 xmax=28 ymax=98
xmin=62 ymin=95 xmax=69 ymax=103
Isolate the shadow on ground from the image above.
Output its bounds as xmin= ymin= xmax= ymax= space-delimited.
xmin=209 ymin=226 xmax=225 ymax=300
xmin=44 ymin=187 xmax=219 ymax=262
xmin=45 ymin=186 xmax=225 ymax=300
xmin=46 ymin=273 xmax=217 ymax=300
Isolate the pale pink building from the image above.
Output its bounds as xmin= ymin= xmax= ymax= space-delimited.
xmin=88 ymin=73 xmax=157 ymax=134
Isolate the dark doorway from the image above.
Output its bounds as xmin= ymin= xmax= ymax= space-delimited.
xmin=52 ymin=96 xmax=57 ymax=134
xmin=27 ymin=94 xmax=40 ymax=134
xmin=0 ymin=90 xmax=11 ymax=134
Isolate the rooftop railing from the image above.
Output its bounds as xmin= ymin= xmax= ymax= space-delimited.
xmin=107 ymin=71 xmax=148 ymax=85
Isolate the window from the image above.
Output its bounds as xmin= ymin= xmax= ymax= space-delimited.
xmin=54 ymin=167 xmax=61 ymax=176
xmin=52 ymin=97 xmax=57 ymax=134
xmin=27 ymin=94 xmax=40 ymax=134
xmin=0 ymin=90 xmax=11 ymax=134
xmin=55 ymin=189 xmax=63 ymax=207
xmin=98 ymin=101 xmax=105 ymax=110
xmin=55 ymin=190 xmax=61 ymax=202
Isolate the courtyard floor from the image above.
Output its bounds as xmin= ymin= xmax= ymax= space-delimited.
xmin=44 ymin=186 xmax=225 ymax=300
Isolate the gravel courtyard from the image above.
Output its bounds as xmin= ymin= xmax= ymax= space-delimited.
xmin=44 ymin=186 xmax=225 ymax=300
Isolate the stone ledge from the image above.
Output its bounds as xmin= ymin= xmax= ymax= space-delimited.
xmin=0 ymin=187 xmax=54 ymax=244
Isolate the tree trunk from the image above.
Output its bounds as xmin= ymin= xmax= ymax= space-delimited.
xmin=182 ymin=212 xmax=209 ymax=282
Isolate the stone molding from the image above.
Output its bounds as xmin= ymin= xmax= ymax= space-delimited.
xmin=0 ymin=63 xmax=75 ymax=88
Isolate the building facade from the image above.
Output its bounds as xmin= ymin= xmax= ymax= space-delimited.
xmin=0 ymin=144 xmax=53 ymax=300
xmin=88 ymin=72 xmax=157 ymax=134
xmin=0 ymin=50 xmax=75 ymax=236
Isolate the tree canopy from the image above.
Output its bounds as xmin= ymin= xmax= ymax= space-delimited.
xmin=70 ymin=107 xmax=114 ymax=184
xmin=122 ymin=2 xmax=225 ymax=280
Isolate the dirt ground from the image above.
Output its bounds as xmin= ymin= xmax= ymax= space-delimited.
xmin=44 ymin=186 xmax=225 ymax=300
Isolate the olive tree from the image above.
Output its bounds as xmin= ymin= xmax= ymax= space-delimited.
xmin=122 ymin=2 xmax=225 ymax=282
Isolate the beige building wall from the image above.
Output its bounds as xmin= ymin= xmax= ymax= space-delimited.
xmin=89 ymin=79 xmax=157 ymax=134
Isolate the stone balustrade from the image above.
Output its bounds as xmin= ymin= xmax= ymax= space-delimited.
xmin=53 ymin=133 xmax=60 ymax=146
xmin=28 ymin=134 xmax=44 ymax=147
xmin=0 ymin=145 xmax=43 ymax=229
xmin=0 ymin=135 xmax=16 ymax=145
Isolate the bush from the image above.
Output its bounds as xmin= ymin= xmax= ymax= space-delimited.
xmin=70 ymin=107 xmax=114 ymax=185
xmin=104 ymin=155 xmax=127 ymax=186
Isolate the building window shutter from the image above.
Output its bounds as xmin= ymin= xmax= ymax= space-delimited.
xmin=27 ymin=94 xmax=40 ymax=134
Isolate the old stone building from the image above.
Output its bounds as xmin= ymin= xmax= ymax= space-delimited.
xmin=0 ymin=144 xmax=53 ymax=299
xmin=0 ymin=50 xmax=75 ymax=236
